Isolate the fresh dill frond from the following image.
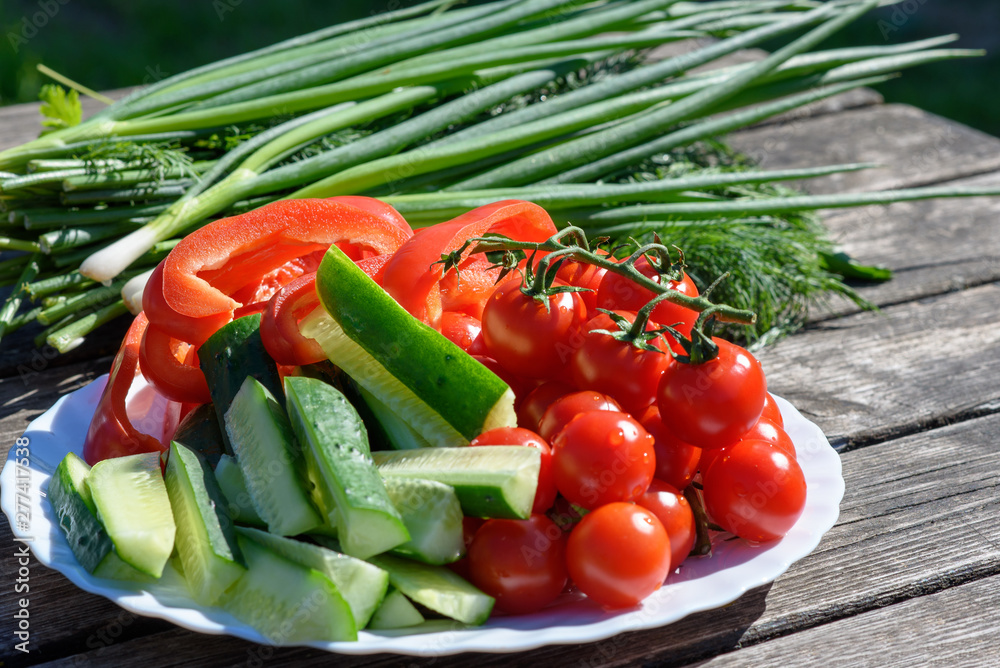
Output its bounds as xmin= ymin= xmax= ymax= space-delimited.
xmin=77 ymin=141 xmax=198 ymax=184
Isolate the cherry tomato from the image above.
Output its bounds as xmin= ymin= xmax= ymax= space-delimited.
xmin=566 ymin=503 xmax=671 ymax=608
xmin=517 ymin=381 xmax=573 ymax=432
xmin=637 ymin=480 xmax=696 ymax=571
xmin=596 ymin=257 xmax=699 ymax=330
xmin=656 ymin=338 xmax=767 ymax=450
xmin=761 ymin=391 xmax=784 ymax=428
xmin=440 ymin=311 xmax=486 ymax=355
xmin=700 ymin=417 xmax=797 ymax=478
xmin=551 ymin=411 xmax=655 ymax=510
xmin=638 ymin=406 xmax=701 ymax=490
xmin=537 ymin=390 xmax=622 ymax=442
xmin=555 ymin=250 xmax=610 ymax=311
xmin=481 ymin=277 xmax=589 ymax=380
xmin=742 ymin=417 xmax=796 ymax=459
xmin=568 ymin=310 xmax=669 ymax=417
xmin=468 ymin=515 xmax=568 ymax=614
xmin=702 ymin=439 xmax=807 ymax=542
xmin=471 ymin=427 xmax=557 ymax=513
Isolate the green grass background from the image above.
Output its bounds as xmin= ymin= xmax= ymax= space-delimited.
xmin=1 ymin=0 xmax=997 ymax=137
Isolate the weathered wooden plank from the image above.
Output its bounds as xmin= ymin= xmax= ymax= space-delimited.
xmin=809 ymin=169 xmax=1000 ymax=319
xmin=688 ymin=574 xmax=1000 ymax=668
xmin=728 ymin=103 xmax=1000 ymax=194
xmin=27 ymin=411 xmax=1000 ymax=668
xmin=758 ymin=281 xmax=1000 ymax=446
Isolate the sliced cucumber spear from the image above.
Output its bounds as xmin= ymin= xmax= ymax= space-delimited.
xmin=213 ymin=453 xmax=265 ymax=527
xmin=368 ymin=587 xmax=425 ymax=630
xmin=87 ymin=452 xmax=176 ymax=578
xmin=383 ymin=477 xmax=464 ymax=565
xmin=47 ymin=452 xmax=113 ymax=573
xmin=165 ymin=441 xmax=246 ymax=605
xmin=373 ymin=446 xmax=540 ymax=520
xmin=237 ymin=527 xmax=389 ymax=630
xmin=284 ymin=376 xmax=409 ymax=559
xmin=303 ymin=243 xmax=516 ymax=448
xmin=369 ymin=553 xmax=494 ymax=626
xmin=221 ymin=534 xmax=357 ymax=643
xmin=224 ymin=376 xmax=323 ymax=536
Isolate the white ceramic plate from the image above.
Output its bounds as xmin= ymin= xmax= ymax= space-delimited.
xmin=1 ymin=376 xmax=843 ymax=656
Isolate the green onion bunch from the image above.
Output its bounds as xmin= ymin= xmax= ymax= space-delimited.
xmin=1 ymin=0 xmax=996 ymax=352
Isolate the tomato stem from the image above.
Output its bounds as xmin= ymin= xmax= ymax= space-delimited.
xmin=469 ymin=227 xmax=757 ymax=327
xmin=683 ymin=484 xmax=714 ymax=558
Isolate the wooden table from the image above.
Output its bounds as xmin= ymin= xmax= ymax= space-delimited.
xmin=3 ymin=81 xmax=1000 ymax=668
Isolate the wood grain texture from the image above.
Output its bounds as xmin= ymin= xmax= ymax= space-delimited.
xmin=815 ymin=170 xmax=1000 ymax=319
xmin=757 ymin=281 xmax=1000 ymax=447
xmin=0 ymin=89 xmax=133 ymax=152
xmin=728 ymin=103 xmax=1000 ymax=194
xmin=688 ymin=574 xmax=1000 ymax=668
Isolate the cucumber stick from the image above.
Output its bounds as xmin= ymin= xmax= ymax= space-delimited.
xmin=284 ymin=376 xmax=408 ymax=559
xmin=88 ymin=452 xmax=176 ymax=578
xmin=224 ymin=376 xmax=323 ymax=536
xmin=237 ymin=527 xmax=388 ymax=629
xmin=383 ymin=477 xmax=464 ymax=565
xmin=358 ymin=385 xmax=433 ymax=450
xmin=213 ymin=454 xmax=265 ymax=527
xmin=165 ymin=441 xmax=246 ymax=605
xmin=303 ymin=244 xmax=516 ymax=448
xmin=369 ymin=553 xmax=494 ymax=626
xmin=221 ymin=534 xmax=357 ymax=643
xmin=48 ymin=452 xmax=113 ymax=573
xmin=368 ymin=587 xmax=425 ymax=630
xmin=171 ymin=403 xmax=225 ymax=469
xmin=373 ymin=446 xmax=540 ymax=519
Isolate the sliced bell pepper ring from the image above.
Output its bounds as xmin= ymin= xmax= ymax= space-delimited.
xmin=147 ymin=197 xmax=413 ymax=346
xmin=83 ymin=314 xmax=168 ymax=465
xmin=139 ymin=323 xmax=212 ymax=405
xmin=260 ymin=273 xmax=326 ymax=367
xmin=380 ymin=200 xmax=558 ymax=327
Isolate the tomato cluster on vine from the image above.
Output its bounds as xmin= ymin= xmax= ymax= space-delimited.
xmin=441 ymin=243 xmax=808 ymax=614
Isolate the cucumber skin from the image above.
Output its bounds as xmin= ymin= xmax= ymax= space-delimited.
xmin=165 ymin=441 xmax=246 ymax=605
xmin=284 ymin=376 xmax=409 ymax=559
xmin=315 ymin=244 xmax=514 ymax=441
xmin=48 ymin=453 xmax=113 ymax=573
xmin=200 ymin=313 xmax=283 ymax=455
xmin=172 ymin=403 xmax=225 ymax=469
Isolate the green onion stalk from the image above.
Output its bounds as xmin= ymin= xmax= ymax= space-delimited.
xmin=1 ymin=0 xmax=998 ymax=351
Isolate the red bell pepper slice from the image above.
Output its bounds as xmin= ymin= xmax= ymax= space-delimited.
xmin=146 ymin=198 xmax=413 ymax=346
xmin=83 ymin=314 xmax=169 ymax=465
xmin=260 ymin=273 xmax=327 ymax=367
xmin=139 ymin=323 xmax=212 ymax=405
xmin=380 ymin=200 xmax=557 ymax=327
